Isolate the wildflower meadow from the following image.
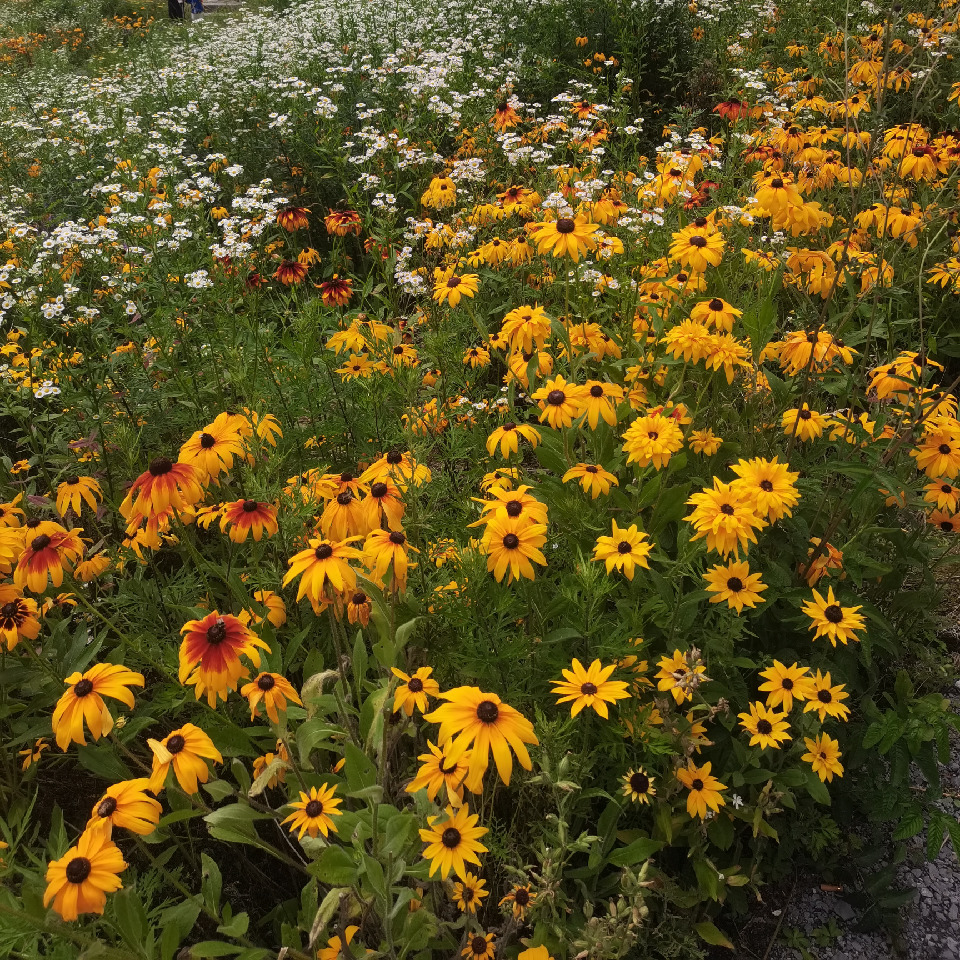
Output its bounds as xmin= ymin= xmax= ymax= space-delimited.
xmin=2 ymin=0 xmax=960 ymax=955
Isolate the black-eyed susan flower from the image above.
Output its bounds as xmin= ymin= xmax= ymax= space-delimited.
xmin=317 ymin=926 xmax=359 ymax=960
xmin=52 ymin=664 xmax=144 ymax=751
xmin=178 ymin=611 xmax=270 ymax=707
xmin=283 ymin=537 xmax=363 ymax=604
xmin=462 ymin=932 xmax=496 ymax=960
xmin=320 ymin=489 xmax=367 ymax=541
xmin=74 ymin=552 xmax=111 ymax=583
xmin=668 ymin=228 xmax=725 ymax=271
xmin=178 ymin=415 xmax=246 ymax=484
xmin=530 ymin=375 xmax=586 ymax=429
xmin=405 ymin=740 xmax=472 ymax=806
xmin=19 ymin=738 xmax=50 ymax=771
xmin=622 ymin=768 xmax=656 ymax=804
xmin=621 ymin=412 xmax=685 ymax=469
xmin=530 ymin=214 xmax=599 ymax=261
xmin=433 ymin=272 xmax=479 ymax=308
xmin=324 ymin=209 xmax=362 ymax=236
xmin=689 ymin=297 xmax=742 ymax=332
xmin=802 ymin=733 xmax=844 ymax=782
xmin=361 ymin=480 xmax=405 ymax=533
xmin=685 ymin=480 xmax=766 ymax=558
xmin=486 ymin=421 xmax=541 ymax=458
xmin=239 ymin=590 xmax=287 ymax=629
xmin=14 ymin=528 xmax=85 ymax=593
xmin=425 ymin=687 xmax=538 ymax=792
xmin=757 ymin=661 xmax=814 ymax=712
xmin=923 ymin=480 xmax=960 ymax=513
xmin=782 ymin=405 xmax=829 ymax=442
xmin=738 ymin=701 xmax=791 ymax=749
xmin=928 ymin=509 xmax=960 ymax=532
xmin=44 ymin=827 xmax=127 ymax=921
xmin=364 ymin=528 xmax=418 ymax=592
xmin=56 ymin=476 xmax=102 ymax=517
xmin=592 ymin=520 xmax=653 ymax=580
xmin=360 ymin=450 xmax=431 ymax=489
xmin=274 ymin=260 xmax=309 ymax=285
xmin=703 ymin=560 xmax=767 ymax=613
xmin=345 ymin=589 xmax=372 ymax=626
xmin=676 ymin=760 xmax=727 ymax=819
xmin=581 ymin=380 xmax=624 ymax=429
xmin=562 ymin=463 xmax=618 ymax=499
xmin=219 ymin=500 xmax=278 ymax=542
xmin=729 ymin=456 xmax=800 ymax=522
xmin=240 ymin=672 xmax=303 ymax=724
xmin=282 ymin=783 xmax=344 ymax=840
xmin=688 ymin=429 xmax=722 ymax=455
xmin=86 ymin=779 xmax=162 ymax=837
xmin=0 ymin=585 xmax=41 ymax=650
xmin=392 ymin=666 xmax=440 ymax=716
xmin=550 ymin=659 xmax=630 ymax=718
xmin=0 ymin=495 xmax=25 ymax=528
xmin=801 ymin=587 xmax=866 ymax=645
xmin=120 ymin=457 xmax=203 ymax=521
xmin=803 ymin=670 xmax=851 ymax=722
xmin=500 ymin=884 xmax=536 ymax=920
xmin=277 ymin=205 xmax=310 ymax=231
xmin=912 ymin=420 xmax=960 ymax=478
xmin=147 ymin=724 xmax=223 ymax=794
xmin=318 ymin=274 xmax=353 ymax=307
xmin=452 ymin=872 xmax=488 ymax=914
xmin=481 ymin=515 xmax=547 ymax=583
xmin=419 ymin=804 xmax=488 ymax=880
xmin=252 ymin=743 xmax=289 ymax=790
xmin=655 ymin=649 xmax=707 ymax=705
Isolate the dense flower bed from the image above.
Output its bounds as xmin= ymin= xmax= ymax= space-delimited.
xmin=2 ymin=0 xmax=960 ymax=956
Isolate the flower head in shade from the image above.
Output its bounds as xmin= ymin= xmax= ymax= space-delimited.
xmin=622 ymin=768 xmax=656 ymax=804
xmin=406 ymin=740 xmax=472 ymax=807
xmin=801 ymin=587 xmax=866 ymax=646
xmin=14 ymin=528 xmax=85 ymax=593
xmin=419 ymin=803 xmax=488 ymax=880
xmin=757 ymin=660 xmax=814 ymax=712
xmin=551 ymin=659 xmax=631 ymax=718
xmin=52 ymin=664 xmax=145 ymax=751
xmin=562 ymin=463 xmax=618 ymax=499
xmin=219 ymin=500 xmax=278 ymax=542
xmin=738 ymin=701 xmax=792 ymax=750
xmin=481 ymin=515 xmax=547 ymax=583
xmin=56 ymin=476 xmax=102 ymax=517
xmin=677 ymin=760 xmax=727 ymax=819
xmin=44 ymin=827 xmax=127 ymax=921
xmin=530 ymin=214 xmax=599 ymax=261
xmin=86 ymin=779 xmax=162 ymax=837
xmin=703 ymin=560 xmax=767 ymax=613
xmin=803 ymin=671 xmax=851 ymax=722
xmin=0 ymin=585 xmax=41 ymax=651
xmin=283 ymin=537 xmax=363 ymax=604
xmin=802 ymin=733 xmax=844 ymax=781
xmin=452 ymin=872 xmax=488 ymax=914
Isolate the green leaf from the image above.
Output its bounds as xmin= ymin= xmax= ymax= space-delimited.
xmin=111 ymin=887 xmax=147 ymax=953
xmin=607 ymin=837 xmax=664 ymax=866
xmin=695 ymin=921 xmax=734 ymax=949
xmin=160 ymin=898 xmax=202 ymax=960
xmin=217 ymin=912 xmax=250 ymax=938
xmin=201 ymin=854 xmax=222 ymax=914
xmin=343 ymin=741 xmax=377 ymax=791
xmin=708 ymin=815 xmax=735 ymax=851
xmin=296 ymin=719 xmax=340 ymax=764
xmin=248 ymin=756 xmax=289 ymax=797
xmin=185 ymin=942 xmax=243 ymax=958
xmin=311 ymin=844 xmax=360 ymax=885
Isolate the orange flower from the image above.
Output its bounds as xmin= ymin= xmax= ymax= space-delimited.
xmin=219 ymin=500 xmax=279 ymax=542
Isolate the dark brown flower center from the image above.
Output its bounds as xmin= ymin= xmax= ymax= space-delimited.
xmin=66 ymin=857 xmax=92 ymax=884
xmin=257 ymin=674 xmax=276 ymax=691
xmin=630 ymin=772 xmax=649 ymax=793
xmin=200 ymin=432 xmax=217 ymax=449
xmin=305 ymin=800 xmax=323 ymax=818
xmin=555 ymin=218 xmax=575 ymax=234
xmin=463 ymin=887 xmax=475 ymax=901
xmin=580 ymin=682 xmax=598 ymax=695
xmin=590 ymin=385 xmax=604 ymax=398
xmin=547 ymin=389 xmax=565 ymax=406
xmin=940 ymin=444 xmax=952 ymax=455
xmin=818 ymin=689 xmax=832 ymax=703
xmin=781 ymin=677 xmax=794 ymax=690
xmin=824 ymin=604 xmax=843 ymax=623
xmin=389 ymin=531 xmax=406 ymax=545
xmin=514 ymin=888 xmax=530 ymax=906
xmin=352 ymin=591 xmax=368 ymax=605
xmin=708 ymin=298 xmax=724 ymax=311
xmin=242 ymin=500 xmax=258 ymax=512
xmin=757 ymin=719 xmax=773 ymax=734
xmin=386 ymin=452 xmax=403 ymax=465
xmin=447 ymin=278 xmax=461 ymax=288
xmin=502 ymin=533 xmax=520 ymax=550
xmin=149 ymin=457 xmax=173 ymax=476
xmin=617 ymin=541 xmax=633 ymax=554
xmin=647 ymin=431 xmax=659 ymax=440
xmin=771 ymin=178 xmax=784 ymax=189
xmin=760 ymin=480 xmax=774 ymax=491
xmin=720 ymin=504 xmax=735 ymax=515
xmin=66 ymin=476 xmax=80 ymax=486
xmin=442 ymin=827 xmax=461 ymax=848
xmin=942 ymin=485 xmax=953 ymax=494
xmin=207 ymin=619 xmax=227 ymax=644
xmin=585 ymin=465 xmax=598 ymax=473
xmin=505 ymin=500 xmax=522 ymax=517
xmin=727 ymin=577 xmax=744 ymax=592
xmin=503 ymin=422 xmax=516 ymax=431
xmin=74 ymin=679 xmax=94 ymax=697
xmin=336 ymin=491 xmax=354 ymax=506
xmin=0 ymin=601 xmax=18 ymax=619
xmin=942 ymin=521 xmax=954 ymax=532
xmin=691 ymin=778 xmax=704 ymax=791
xmin=371 ymin=482 xmax=388 ymax=498
xmin=167 ymin=734 xmax=186 ymax=754
xmin=689 ymin=236 xmax=707 ymax=248
xmin=408 ymin=677 xmax=424 ymax=692
xmin=31 ymin=534 xmax=51 ymax=551
xmin=799 ymin=409 xmax=811 ymax=420
xmin=97 ymin=797 xmax=118 ymax=818
xmin=477 ymin=700 xmax=499 ymax=723
xmin=315 ymin=544 xmax=334 ymax=560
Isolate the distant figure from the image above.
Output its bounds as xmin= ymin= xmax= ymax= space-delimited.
xmin=189 ymin=0 xmax=205 ymax=17
xmin=168 ymin=0 xmax=184 ymax=17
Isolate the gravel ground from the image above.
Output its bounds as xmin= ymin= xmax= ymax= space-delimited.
xmin=769 ymin=683 xmax=960 ymax=960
